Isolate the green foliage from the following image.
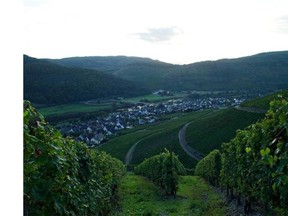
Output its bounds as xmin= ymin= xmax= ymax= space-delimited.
xmin=220 ymin=96 xmax=288 ymax=213
xmin=195 ymin=149 xmax=221 ymax=186
xmin=31 ymin=51 xmax=288 ymax=94
xmin=24 ymin=55 xmax=149 ymax=105
xmin=24 ymin=101 xmax=126 ymax=215
xmin=134 ymin=149 xmax=186 ymax=196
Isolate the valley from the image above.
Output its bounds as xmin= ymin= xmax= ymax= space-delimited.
xmin=23 ymin=52 xmax=288 ymax=215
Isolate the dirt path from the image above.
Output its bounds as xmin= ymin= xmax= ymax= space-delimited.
xmin=125 ymin=140 xmax=142 ymax=165
xmin=178 ymin=122 xmax=203 ymax=161
xmin=235 ymin=106 xmax=266 ymax=113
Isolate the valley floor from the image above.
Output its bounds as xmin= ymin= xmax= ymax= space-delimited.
xmin=114 ymin=173 xmax=227 ymax=216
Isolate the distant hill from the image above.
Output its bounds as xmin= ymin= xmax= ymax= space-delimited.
xmin=49 ymin=51 xmax=288 ymax=92
xmin=24 ymin=55 xmax=149 ymax=105
xmin=47 ymin=56 xmax=164 ymax=73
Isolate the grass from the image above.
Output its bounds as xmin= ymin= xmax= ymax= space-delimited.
xmin=185 ymin=108 xmax=265 ymax=155
xmin=114 ymin=173 xmax=226 ymax=216
xmin=38 ymin=103 xmax=114 ymax=117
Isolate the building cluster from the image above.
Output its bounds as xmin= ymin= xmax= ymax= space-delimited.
xmin=57 ymin=96 xmax=245 ymax=147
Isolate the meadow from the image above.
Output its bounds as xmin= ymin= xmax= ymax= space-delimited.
xmin=122 ymin=92 xmax=188 ymax=103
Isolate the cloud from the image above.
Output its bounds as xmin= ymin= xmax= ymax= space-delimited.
xmin=135 ymin=26 xmax=181 ymax=42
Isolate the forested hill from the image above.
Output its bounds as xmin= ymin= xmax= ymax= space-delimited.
xmin=24 ymin=55 xmax=149 ymax=105
xmin=47 ymin=56 xmax=168 ymax=73
xmin=48 ymin=51 xmax=288 ymax=92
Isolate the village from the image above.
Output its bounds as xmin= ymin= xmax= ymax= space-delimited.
xmin=57 ymin=94 xmax=245 ymax=147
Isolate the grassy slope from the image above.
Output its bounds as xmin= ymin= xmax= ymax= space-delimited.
xmin=115 ymin=173 xmax=226 ymax=216
xmin=241 ymin=89 xmax=288 ymax=110
xmin=185 ymin=108 xmax=265 ymax=155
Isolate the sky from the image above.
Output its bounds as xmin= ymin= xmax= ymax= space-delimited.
xmin=23 ymin=0 xmax=288 ymax=64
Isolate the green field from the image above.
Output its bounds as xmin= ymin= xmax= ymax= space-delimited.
xmin=122 ymin=92 xmax=188 ymax=103
xmin=115 ymin=173 xmax=227 ymax=215
xmin=38 ymin=103 xmax=114 ymax=116
xmin=36 ymin=102 xmax=122 ymax=122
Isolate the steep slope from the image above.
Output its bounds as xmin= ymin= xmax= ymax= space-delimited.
xmin=241 ymin=89 xmax=288 ymax=110
xmin=24 ymin=55 xmax=149 ymax=105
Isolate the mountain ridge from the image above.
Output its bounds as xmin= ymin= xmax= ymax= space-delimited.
xmin=46 ymin=51 xmax=288 ymax=92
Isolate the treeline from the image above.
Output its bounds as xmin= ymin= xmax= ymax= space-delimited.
xmin=134 ymin=149 xmax=186 ymax=197
xmin=24 ymin=55 xmax=149 ymax=105
xmin=194 ymin=96 xmax=288 ymax=215
xmin=24 ymin=101 xmax=126 ymax=215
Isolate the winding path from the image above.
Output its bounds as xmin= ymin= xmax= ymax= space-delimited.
xmin=178 ymin=122 xmax=203 ymax=161
xmin=125 ymin=140 xmax=142 ymax=165
xmin=235 ymin=106 xmax=266 ymax=113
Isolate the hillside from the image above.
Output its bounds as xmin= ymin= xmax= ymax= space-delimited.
xmin=100 ymin=108 xmax=264 ymax=169
xmin=49 ymin=51 xmax=288 ymax=92
xmin=241 ymin=89 xmax=288 ymax=110
xmin=24 ymin=55 xmax=149 ymax=105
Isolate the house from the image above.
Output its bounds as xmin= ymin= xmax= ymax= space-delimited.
xmin=86 ymin=127 xmax=93 ymax=133
xmin=91 ymin=133 xmax=104 ymax=145
xmin=115 ymin=122 xmax=124 ymax=130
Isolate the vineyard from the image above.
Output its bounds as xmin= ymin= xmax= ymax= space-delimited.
xmin=23 ymin=94 xmax=288 ymax=215
xmin=195 ymin=96 xmax=288 ymax=215
xmin=24 ymin=101 xmax=125 ymax=215
xmin=134 ymin=149 xmax=186 ymax=196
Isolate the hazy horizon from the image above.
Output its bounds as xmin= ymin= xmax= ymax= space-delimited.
xmin=24 ymin=0 xmax=288 ymax=64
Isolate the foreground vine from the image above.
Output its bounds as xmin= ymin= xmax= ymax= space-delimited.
xmin=24 ymin=101 xmax=125 ymax=215
xmin=134 ymin=149 xmax=186 ymax=197
xmin=195 ymin=96 xmax=288 ymax=215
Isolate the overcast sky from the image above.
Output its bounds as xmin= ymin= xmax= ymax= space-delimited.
xmin=23 ymin=0 xmax=288 ymax=64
